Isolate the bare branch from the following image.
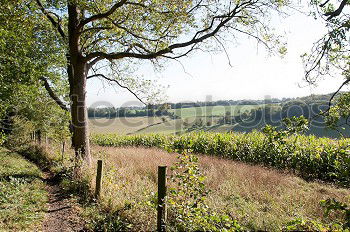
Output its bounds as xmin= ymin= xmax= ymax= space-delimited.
xmin=34 ymin=0 xmax=66 ymax=39
xmin=78 ymin=0 xmax=127 ymax=28
xmin=85 ymin=2 xmax=245 ymax=65
xmin=305 ymin=37 xmax=331 ymax=83
xmin=319 ymin=0 xmax=331 ymax=8
xmin=327 ymin=78 xmax=350 ymax=109
xmin=40 ymin=77 xmax=69 ymax=111
xmin=318 ymin=78 xmax=350 ymax=117
xmin=87 ymin=73 xmax=146 ymax=105
xmin=214 ymin=35 xmax=232 ymax=67
xmin=106 ymin=18 xmax=164 ymax=42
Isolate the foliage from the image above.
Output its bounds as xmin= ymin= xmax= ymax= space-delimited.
xmin=0 ymin=0 xmax=70 ymax=147
xmin=168 ymin=151 xmax=242 ymax=231
xmin=321 ymin=198 xmax=350 ymax=229
xmin=284 ymin=217 xmax=337 ymax=231
xmin=325 ymin=92 xmax=350 ymax=132
xmin=92 ymin=130 xmax=350 ymax=186
xmin=282 ymin=116 xmax=309 ymax=135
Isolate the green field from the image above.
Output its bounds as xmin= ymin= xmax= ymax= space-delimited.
xmin=169 ymin=105 xmax=261 ymax=118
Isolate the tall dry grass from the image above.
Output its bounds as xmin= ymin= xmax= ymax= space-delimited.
xmin=88 ymin=145 xmax=350 ymax=231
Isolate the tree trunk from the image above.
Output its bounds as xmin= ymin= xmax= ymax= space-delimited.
xmin=70 ymin=61 xmax=91 ymax=165
xmin=68 ymin=3 xmax=91 ymax=165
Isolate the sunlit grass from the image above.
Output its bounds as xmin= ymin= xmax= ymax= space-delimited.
xmin=88 ymin=145 xmax=350 ymax=231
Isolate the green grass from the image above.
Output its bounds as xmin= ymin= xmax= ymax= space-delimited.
xmin=0 ymin=147 xmax=47 ymax=231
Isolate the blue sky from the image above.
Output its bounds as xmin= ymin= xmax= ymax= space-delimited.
xmin=86 ymin=8 xmax=349 ymax=107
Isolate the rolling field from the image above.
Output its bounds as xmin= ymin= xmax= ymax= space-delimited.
xmin=88 ymin=104 xmax=345 ymax=138
xmin=88 ymin=104 xmax=259 ymax=135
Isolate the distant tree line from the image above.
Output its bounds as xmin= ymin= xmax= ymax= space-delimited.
xmin=88 ymin=104 xmax=179 ymax=119
xmin=218 ymin=95 xmax=332 ymax=126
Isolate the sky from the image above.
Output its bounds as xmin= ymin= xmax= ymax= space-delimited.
xmin=86 ymin=7 xmax=349 ymax=108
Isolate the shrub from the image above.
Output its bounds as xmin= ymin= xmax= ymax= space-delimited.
xmin=168 ymin=151 xmax=242 ymax=231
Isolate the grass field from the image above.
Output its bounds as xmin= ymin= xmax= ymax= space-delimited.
xmin=0 ymin=147 xmax=47 ymax=231
xmin=88 ymin=145 xmax=350 ymax=231
xmin=89 ymin=117 xmax=164 ymax=134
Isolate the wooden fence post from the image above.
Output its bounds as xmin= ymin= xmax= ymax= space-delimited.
xmin=95 ymin=160 xmax=103 ymax=199
xmin=157 ymin=166 xmax=167 ymax=232
xmin=61 ymin=141 xmax=65 ymax=162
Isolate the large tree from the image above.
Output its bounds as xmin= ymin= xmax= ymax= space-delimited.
xmin=304 ymin=0 xmax=350 ymax=132
xmin=22 ymin=0 xmax=288 ymax=164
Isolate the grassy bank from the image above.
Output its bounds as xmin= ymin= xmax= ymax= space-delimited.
xmin=91 ymin=132 xmax=350 ymax=186
xmin=0 ymin=147 xmax=47 ymax=231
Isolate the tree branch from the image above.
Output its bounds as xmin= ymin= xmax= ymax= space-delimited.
xmin=78 ymin=0 xmax=128 ymax=29
xmin=324 ymin=0 xmax=348 ymax=20
xmin=87 ymin=74 xmax=146 ymax=105
xmin=80 ymin=26 xmax=113 ymax=35
xmin=40 ymin=77 xmax=69 ymax=112
xmin=319 ymin=78 xmax=350 ymax=117
xmin=305 ymin=36 xmax=331 ymax=83
xmin=34 ymin=0 xmax=66 ymax=39
xmin=319 ymin=0 xmax=331 ymax=8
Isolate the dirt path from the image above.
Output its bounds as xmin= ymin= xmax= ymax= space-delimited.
xmin=41 ymin=172 xmax=86 ymax=232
